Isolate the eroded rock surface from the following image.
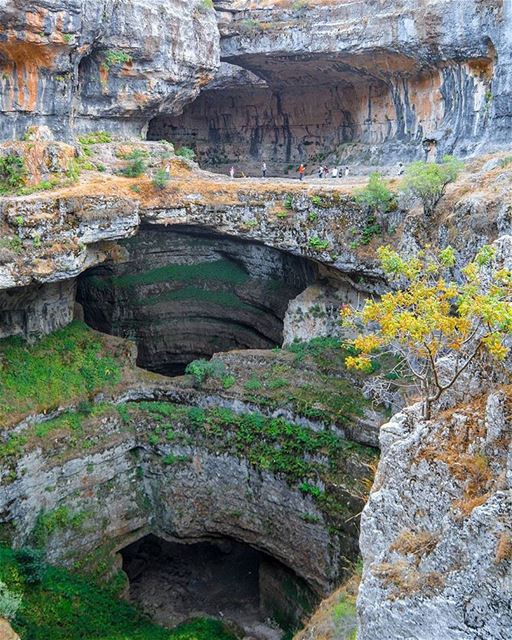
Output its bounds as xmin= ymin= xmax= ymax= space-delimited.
xmin=0 ymin=0 xmax=219 ymax=139
xmin=158 ymin=0 xmax=512 ymax=172
xmin=357 ymin=393 xmax=512 ymax=640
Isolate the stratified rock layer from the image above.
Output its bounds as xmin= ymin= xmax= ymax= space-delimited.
xmin=77 ymin=227 xmax=319 ymax=375
xmin=158 ymin=0 xmax=512 ymax=171
xmin=0 ymin=0 xmax=219 ymax=139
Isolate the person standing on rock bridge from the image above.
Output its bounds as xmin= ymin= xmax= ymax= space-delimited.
xmin=262 ymin=161 xmax=267 ymax=178
xmin=229 ymin=166 xmax=235 ymax=180
xmin=298 ymin=164 xmax=305 ymax=181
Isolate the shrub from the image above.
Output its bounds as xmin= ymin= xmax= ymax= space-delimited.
xmin=185 ymin=359 xmax=226 ymax=386
xmin=0 ymin=580 xmax=22 ymax=620
xmin=14 ymin=547 xmax=45 ymax=584
xmin=122 ymin=153 xmax=146 ymax=178
xmin=355 ymin=172 xmax=395 ymax=212
xmin=401 ymin=155 xmax=464 ymax=216
xmin=0 ymin=154 xmax=27 ymax=192
xmin=308 ymin=236 xmax=330 ymax=251
xmin=175 ymin=147 xmax=195 ymax=161
xmin=152 ymin=169 xmax=170 ymax=191
xmin=78 ymin=131 xmax=112 ymax=145
xmin=102 ymin=50 xmax=132 ymax=69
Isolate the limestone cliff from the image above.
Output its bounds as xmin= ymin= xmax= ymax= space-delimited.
xmin=357 ymin=392 xmax=512 ymax=640
xmin=0 ymin=0 xmax=219 ymax=140
xmin=158 ymin=0 xmax=512 ymax=172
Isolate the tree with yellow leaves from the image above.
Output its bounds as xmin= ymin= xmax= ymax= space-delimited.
xmin=342 ymin=245 xmax=512 ymax=420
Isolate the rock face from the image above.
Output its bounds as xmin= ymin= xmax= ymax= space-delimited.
xmin=155 ymin=0 xmax=512 ymax=172
xmin=0 ymin=619 xmax=20 ymax=640
xmin=77 ymin=227 xmax=319 ymax=375
xmin=357 ymin=393 xmax=512 ymax=640
xmin=0 ymin=0 xmax=219 ymax=140
xmin=0 ymin=399 xmax=373 ymax=598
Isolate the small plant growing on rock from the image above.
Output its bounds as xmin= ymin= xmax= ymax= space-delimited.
xmin=121 ymin=151 xmax=146 ymax=178
xmin=175 ymin=146 xmax=196 ymax=161
xmin=152 ymin=168 xmax=170 ymax=191
xmin=309 ymin=236 xmax=330 ymax=251
xmin=102 ymin=50 xmax=132 ymax=70
xmin=401 ymin=155 xmax=463 ymax=216
xmin=343 ymin=245 xmax=512 ymax=419
xmin=0 ymin=153 xmax=27 ymax=193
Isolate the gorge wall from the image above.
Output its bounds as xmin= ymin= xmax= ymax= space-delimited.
xmin=0 ymin=0 xmax=219 ymax=140
xmin=151 ymin=0 xmax=512 ymax=173
xmin=1 ymin=1 xmax=512 ymax=639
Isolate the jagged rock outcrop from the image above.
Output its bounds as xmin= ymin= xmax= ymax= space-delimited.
xmin=0 ymin=0 xmax=219 ymax=140
xmin=357 ymin=393 xmax=512 ymax=640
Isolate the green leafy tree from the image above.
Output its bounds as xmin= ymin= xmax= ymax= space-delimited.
xmin=342 ymin=245 xmax=512 ymax=419
xmin=401 ymin=155 xmax=464 ymax=216
xmin=355 ymin=172 xmax=395 ymax=212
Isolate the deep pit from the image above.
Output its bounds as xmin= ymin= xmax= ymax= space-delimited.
xmin=77 ymin=226 xmax=319 ymax=376
xmin=121 ymin=534 xmax=316 ymax=638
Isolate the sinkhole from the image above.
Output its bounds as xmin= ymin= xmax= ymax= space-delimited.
xmin=77 ymin=226 xmax=319 ymax=376
xmin=120 ymin=534 xmax=316 ymax=638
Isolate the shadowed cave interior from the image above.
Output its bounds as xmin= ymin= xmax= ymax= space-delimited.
xmin=77 ymin=226 xmax=320 ymax=376
xmin=121 ymin=534 xmax=316 ymax=635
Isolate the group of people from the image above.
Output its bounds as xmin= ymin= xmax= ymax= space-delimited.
xmin=317 ymin=165 xmax=350 ymax=179
xmin=228 ymin=161 xmax=353 ymax=181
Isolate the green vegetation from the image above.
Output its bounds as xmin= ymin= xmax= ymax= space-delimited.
xmin=355 ymin=172 xmax=395 ymax=212
xmin=401 ymin=155 xmax=463 ymax=216
xmin=185 ymin=358 xmax=227 ymax=386
xmin=308 ymin=236 xmax=330 ymax=252
xmin=31 ymin=507 xmax=90 ymax=548
xmin=89 ymin=259 xmax=249 ymax=290
xmin=78 ymin=131 xmax=112 ymax=145
xmin=0 ymin=580 xmax=22 ymax=620
xmin=197 ymin=0 xmax=214 ymax=13
xmin=0 ymin=321 xmax=122 ymax=426
xmin=0 ymin=546 xmax=237 ymax=640
xmin=102 ymin=50 xmax=133 ymax=70
xmin=0 ymin=154 xmax=27 ymax=194
xmin=129 ymin=401 xmax=376 ymax=509
xmin=153 ymin=168 xmax=170 ymax=191
xmin=343 ymin=244 xmax=512 ymax=419
xmin=121 ymin=150 xmax=146 ymax=178
xmin=175 ymin=147 xmax=195 ymax=161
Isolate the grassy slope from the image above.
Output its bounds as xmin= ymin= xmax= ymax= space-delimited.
xmin=0 ymin=547 xmax=236 ymax=640
xmin=0 ymin=322 xmax=129 ymax=429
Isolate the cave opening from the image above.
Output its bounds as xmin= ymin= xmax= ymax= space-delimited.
xmin=148 ymin=52 xmax=494 ymax=175
xmin=120 ymin=534 xmax=316 ymax=638
xmin=77 ymin=226 xmax=319 ymax=377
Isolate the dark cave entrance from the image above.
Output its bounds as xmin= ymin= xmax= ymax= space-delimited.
xmin=120 ymin=534 xmax=316 ymax=637
xmin=76 ymin=226 xmax=318 ymax=377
